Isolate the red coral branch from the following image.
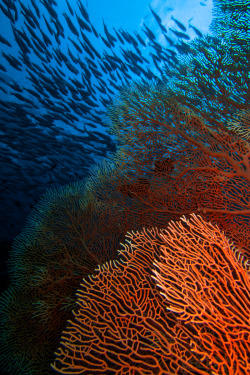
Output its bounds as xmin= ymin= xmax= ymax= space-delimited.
xmin=52 ymin=215 xmax=250 ymax=374
xmin=153 ymin=214 xmax=250 ymax=375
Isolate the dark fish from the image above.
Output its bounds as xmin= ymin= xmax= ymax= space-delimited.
xmin=65 ymin=60 xmax=79 ymax=74
xmin=40 ymin=29 xmax=52 ymax=46
xmin=77 ymin=1 xmax=90 ymax=22
xmin=53 ymin=53 xmax=62 ymax=66
xmin=150 ymin=52 xmax=161 ymax=63
xmin=99 ymin=34 xmax=112 ymax=48
xmin=23 ymin=16 xmax=37 ymax=30
xmin=113 ymin=28 xmax=125 ymax=44
xmin=80 ymin=29 xmax=92 ymax=46
xmin=69 ymin=37 xmax=82 ymax=53
xmin=90 ymin=22 xmax=99 ymax=38
xmin=94 ymin=84 xmax=106 ymax=94
xmin=108 ymin=79 xmax=121 ymax=91
xmin=70 ymin=78 xmax=87 ymax=89
xmin=2 ymin=0 xmax=16 ymax=10
xmin=25 ymin=88 xmax=42 ymax=100
xmin=43 ymin=15 xmax=54 ymax=35
xmin=97 ymin=76 xmax=106 ymax=86
xmin=0 ymin=63 xmax=7 ymax=72
xmin=103 ymin=20 xmax=116 ymax=47
xmin=171 ymin=16 xmax=187 ymax=31
xmin=189 ymin=24 xmax=203 ymax=37
xmin=0 ymin=3 xmax=15 ymax=22
xmin=89 ymin=66 xmax=103 ymax=79
xmin=86 ymin=57 xmax=98 ymax=69
xmin=24 ymin=23 xmax=36 ymax=41
xmin=119 ymin=28 xmax=131 ymax=43
xmin=81 ymin=41 xmax=95 ymax=60
xmin=89 ymin=44 xmax=101 ymax=59
xmin=32 ymin=37 xmax=45 ymax=54
xmin=80 ymin=31 xmax=100 ymax=57
xmin=76 ymin=14 xmax=92 ymax=32
xmin=159 ymin=23 xmax=168 ymax=34
xmin=81 ymin=63 xmax=91 ymax=80
xmin=109 ymin=71 xmax=117 ymax=82
xmin=141 ymin=55 xmax=150 ymax=64
xmin=142 ymin=23 xmax=156 ymax=40
xmin=174 ymin=40 xmax=193 ymax=55
xmin=0 ymin=34 xmax=11 ymax=47
xmin=2 ymin=52 xmax=22 ymax=70
xmin=13 ymin=2 xmax=18 ymax=22
xmin=134 ymin=31 xmax=147 ymax=47
xmin=164 ymin=48 xmax=177 ymax=56
xmin=126 ymin=33 xmax=138 ymax=48
xmin=149 ymin=5 xmax=162 ymax=25
xmin=105 ymin=53 xmax=122 ymax=65
xmin=31 ymin=0 xmax=40 ymax=18
xmin=169 ymin=28 xmax=190 ymax=40
xmin=11 ymin=92 xmax=35 ymax=105
xmin=82 ymin=96 xmax=98 ymax=107
xmin=150 ymin=41 xmax=162 ymax=52
xmin=8 ymin=81 xmax=23 ymax=92
xmin=67 ymin=47 xmax=78 ymax=64
xmin=63 ymin=13 xmax=79 ymax=37
xmin=134 ymin=45 xmax=142 ymax=57
xmin=21 ymin=3 xmax=40 ymax=28
xmin=164 ymin=34 xmax=175 ymax=45
xmin=56 ymin=66 xmax=66 ymax=77
xmin=65 ymin=0 xmax=74 ymax=16
xmin=41 ymin=0 xmax=58 ymax=19
xmin=101 ymin=59 xmax=112 ymax=72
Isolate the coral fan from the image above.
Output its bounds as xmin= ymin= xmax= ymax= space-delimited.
xmin=1 ymin=0 xmax=249 ymax=374
xmin=153 ymin=214 xmax=250 ymax=375
xmin=52 ymin=214 xmax=250 ymax=374
xmin=0 ymin=181 xmax=130 ymax=374
xmin=227 ymin=109 xmax=250 ymax=141
xmin=106 ymin=86 xmax=250 ymax=254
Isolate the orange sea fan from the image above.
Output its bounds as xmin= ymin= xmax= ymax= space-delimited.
xmin=51 ymin=225 xmax=212 ymax=375
xmin=51 ymin=214 xmax=250 ymax=374
xmin=153 ymin=214 xmax=250 ymax=375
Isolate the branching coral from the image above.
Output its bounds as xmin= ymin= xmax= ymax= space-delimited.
xmin=227 ymin=109 xmax=250 ymax=141
xmin=153 ymin=214 xmax=250 ymax=375
xmin=52 ymin=214 xmax=250 ymax=374
xmin=51 ymin=224 xmax=209 ymax=374
xmin=106 ymin=87 xmax=250 ymax=254
xmin=1 ymin=1 xmax=250 ymax=374
xmin=0 ymin=181 xmax=130 ymax=374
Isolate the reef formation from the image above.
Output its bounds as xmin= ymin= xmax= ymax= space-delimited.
xmin=0 ymin=0 xmax=250 ymax=374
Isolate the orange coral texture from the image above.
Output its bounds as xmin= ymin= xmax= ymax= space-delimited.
xmin=52 ymin=214 xmax=250 ymax=374
xmin=153 ymin=214 xmax=250 ymax=375
xmin=108 ymin=94 xmax=250 ymax=254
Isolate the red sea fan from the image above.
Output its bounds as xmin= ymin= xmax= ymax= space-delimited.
xmin=51 ymin=225 xmax=211 ymax=374
xmin=153 ymin=214 xmax=250 ymax=375
xmin=51 ymin=214 xmax=250 ymax=374
xmin=108 ymin=89 xmax=250 ymax=255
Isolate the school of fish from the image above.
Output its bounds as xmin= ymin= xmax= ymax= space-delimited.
xmin=0 ymin=0 xmax=204 ymax=241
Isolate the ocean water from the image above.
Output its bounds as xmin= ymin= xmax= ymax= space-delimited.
xmin=0 ymin=0 xmax=249 ymax=374
xmin=0 ymin=0 xmax=213 ymax=243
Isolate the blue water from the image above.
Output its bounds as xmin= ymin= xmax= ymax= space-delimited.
xmin=0 ymin=0 xmax=212 ymax=242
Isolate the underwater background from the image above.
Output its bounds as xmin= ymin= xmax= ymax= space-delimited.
xmin=0 ymin=0 xmax=212 ymax=292
xmin=0 ymin=0 xmax=249 ymax=374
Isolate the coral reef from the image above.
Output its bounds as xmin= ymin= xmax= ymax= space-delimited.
xmin=0 ymin=182 xmax=130 ymax=374
xmin=52 ymin=215 xmax=250 ymax=374
xmin=1 ymin=0 xmax=250 ymax=373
